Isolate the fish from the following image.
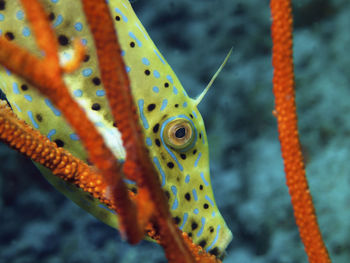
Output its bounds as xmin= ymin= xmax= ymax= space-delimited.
xmin=0 ymin=0 xmax=232 ymax=257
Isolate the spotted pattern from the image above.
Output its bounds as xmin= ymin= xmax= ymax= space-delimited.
xmin=0 ymin=0 xmax=231 ymax=256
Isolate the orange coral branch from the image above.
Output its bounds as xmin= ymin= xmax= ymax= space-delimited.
xmin=81 ymin=1 xmax=201 ymax=262
xmin=270 ymin=1 xmax=331 ymax=262
xmin=0 ymin=0 xmax=140 ymax=242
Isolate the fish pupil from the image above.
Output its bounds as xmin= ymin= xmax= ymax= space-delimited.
xmin=175 ymin=127 xmax=186 ymax=138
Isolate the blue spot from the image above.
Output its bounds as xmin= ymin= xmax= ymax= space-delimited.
xmin=183 ymin=102 xmax=188 ymax=108
xmin=0 ymin=14 xmax=4 ymax=21
xmin=128 ymin=32 xmax=142 ymax=47
xmin=171 ymin=185 xmax=178 ymax=210
xmin=16 ymin=11 xmax=24 ymax=20
xmin=51 ymin=0 xmax=59 ymax=3
xmin=183 ymin=90 xmax=189 ymax=97
xmin=137 ymin=99 xmax=149 ymax=129
xmin=206 ymin=225 xmax=221 ymax=252
xmin=12 ymin=102 xmax=22 ymax=112
xmin=121 ymin=50 xmax=126 ymax=56
xmin=95 ymin=122 xmax=104 ymax=127
xmin=192 ymin=110 xmax=198 ymax=118
xmin=141 ymin=57 xmax=150 ymax=66
xmin=123 ymin=178 xmax=136 ymax=185
xmin=205 ymin=195 xmax=214 ymax=206
xmin=146 ymin=137 xmax=152 ymax=146
xmin=197 ymin=217 xmax=206 ymax=237
xmin=12 ymin=83 xmax=20 ymax=94
xmin=179 ymin=213 xmax=188 ymax=230
xmin=135 ymin=22 xmax=148 ymax=40
xmin=22 ymin=27 xmax=30 ymax=37
xmin=24 ymin=95 xmax=32 ymax=102
xmin=96 ymin=90 xmax=105 ymax=97
xmin=44 ymin=99 xmax=61 ymax=116
xmin=192 ymin=189 xmax=198 ymax=201
xmin=193 ymin=208 xmax=199 ymax=215
xmin=212 ymin=211 xmax=216 ymax=217
xmin=202 ymin=135 xmax=205 ymax=144
xmin=153 ymin=157 xmax=166 ymax=187
xmin=81 ymin=39 xmax=87 ymax=45
xmin=173 ymin=86 xmax=178 ymax=95
xmin=153 ymin=70 xmax=160 ymax=78
xmin=70 ymin=133 xmax=80 ymax=141
xmin=152 ymin=86 xmax=159 ymax=93
xmin=166 ymin=75 xmax=174 ymax=84
xmin=115 ymin=8 xmax=128 ymax=22
xmin=200 ymin=172 xmax=209 ymax=186
xmin=47 ymin=129 xmax=56 ymax=140
xmin=154 ymin=49 xmax=165 ymax=64
xmin=125 ymin=66 xmax=131 ymax=73
xmin=6 ymin=69 xmax=11 ymax=76
xmin=194 ymin=153 xmax=202 ymax=167
xmin=98 ymin=203 xmax=116 ymax=214
xmin=27 ymin=111 xmax=39 ymax=129
xmin=73 ymin=89 xmax=83 ymax=97
xmin=160 ymin=99 xmax=168 ymax=111
xmin=53 ymin=14 xmax=63 ymax=27
xmin=82 ymin=68 xmax=93 ymax=77
xmin=185 ymin=174 xmax=190 ymax=183
xmin=74 ymin=22 xmax=83 ymax=32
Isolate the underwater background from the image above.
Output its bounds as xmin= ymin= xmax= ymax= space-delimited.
xmin=1 ymin=0 xmax=350 ymax=262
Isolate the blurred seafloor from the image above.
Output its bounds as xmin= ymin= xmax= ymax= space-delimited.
xmin=1 ymin=0 xmax=350 ymax=262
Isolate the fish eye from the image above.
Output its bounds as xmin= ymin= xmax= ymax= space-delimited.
xmin=164 ymin=118 xmax=195 ymax=150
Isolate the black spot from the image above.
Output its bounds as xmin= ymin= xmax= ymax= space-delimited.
xmin=203 ymin=203 xmax=209 ymax=209
xmin=191 ymin=222 xmax=198 ymax=230
xmin=113 ymin=122 xmax=118 ymax=128
xmin=155 ymin=139 xmax=161 ymax=147
xmin=147 ymin=104 xmax=156 ymax=112
xmin=153 ymin=123 xmax=159 ymax=133
xmin=173 ymin=216 xmax=181 ymax=225
xmin=0 ymin=1 xmax=5 ymax=10
xmin=209 ymin=247 xmax=219 ymax=257
xmin=164 ymin=191 xmax=170 ymax=200
xmin=199 ymin=133 xmax=202 ymax=139
xmin=58 ymin=35 xmax=69 ymax=46
xmin=185 ymin=193 xmax=191 ymax=201
xmin=92 ymin=77 xmax=101 ymax=86
xmin=115 ymin=15 xmax=121 ymax=21
xmin=131 ymin=188 xmax=137 ymax=194
xmin=130 ymin=41 xmax=135 ymax=47
xmin=54 ymin=139 xmax=64 ymax=147
xmin=199 ymin=185 xmax=203 ymax=190
xmin=144 ymin=69 xmax=151 ymax=76
xmin=21 ymin=84 xmax=28 ymax=91
xmin=164 ymin=82 xmax=169 ymax=88
xmin=175 ymin=128 xmax=186 ymax=138
xmin=188 ymin=232 xmax=192 ymax=237
xmin=180 ymin=153 xmax=186 ymax=160
xmin=189 ymin=114 xmax=194 ymax=119
xmin=209 ymin=226 xmax=214 ymax=233
xmin=36 ymin=114 xmax=43 ymax=122
xmin=48 ymin=12 xmax=55 ymax=21
xmin=5 ymin=32 xmax=14 ymax=41
xmin=175 ymin=104 xmax=179 ymax=108
xmin=199 ymin=240 xmax=207 ymax=248
xmin=91 ymin=103 xmax=101 ymax=111
xmin=83 ymin=55 xmax=90 ymax=62
xmin=193 ymin=149 xmax=197 ymax=155
xmin=167 ymin=162 xmax=174 ymax=169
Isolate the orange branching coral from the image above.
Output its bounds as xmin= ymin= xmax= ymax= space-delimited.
xmin=0 ymin=0 xmax=140 ymax=244
xmin=0 ymin=0 xmax=219 ymax=262
xmin=270 ymin=1 xmax=331 ymax=262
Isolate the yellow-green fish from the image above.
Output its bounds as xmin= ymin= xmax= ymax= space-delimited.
xmin=0 ymin=0 xmax=232 ymax=257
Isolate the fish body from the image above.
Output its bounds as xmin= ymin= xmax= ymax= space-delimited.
xmin=0 ymin=0 xmax=232 ymax=256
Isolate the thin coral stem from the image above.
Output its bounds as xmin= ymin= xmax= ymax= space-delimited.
xmin=0 ymin=0 xmax=140 ymax=242
xmin=270 ymin=1 xmax=331 ymax=262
